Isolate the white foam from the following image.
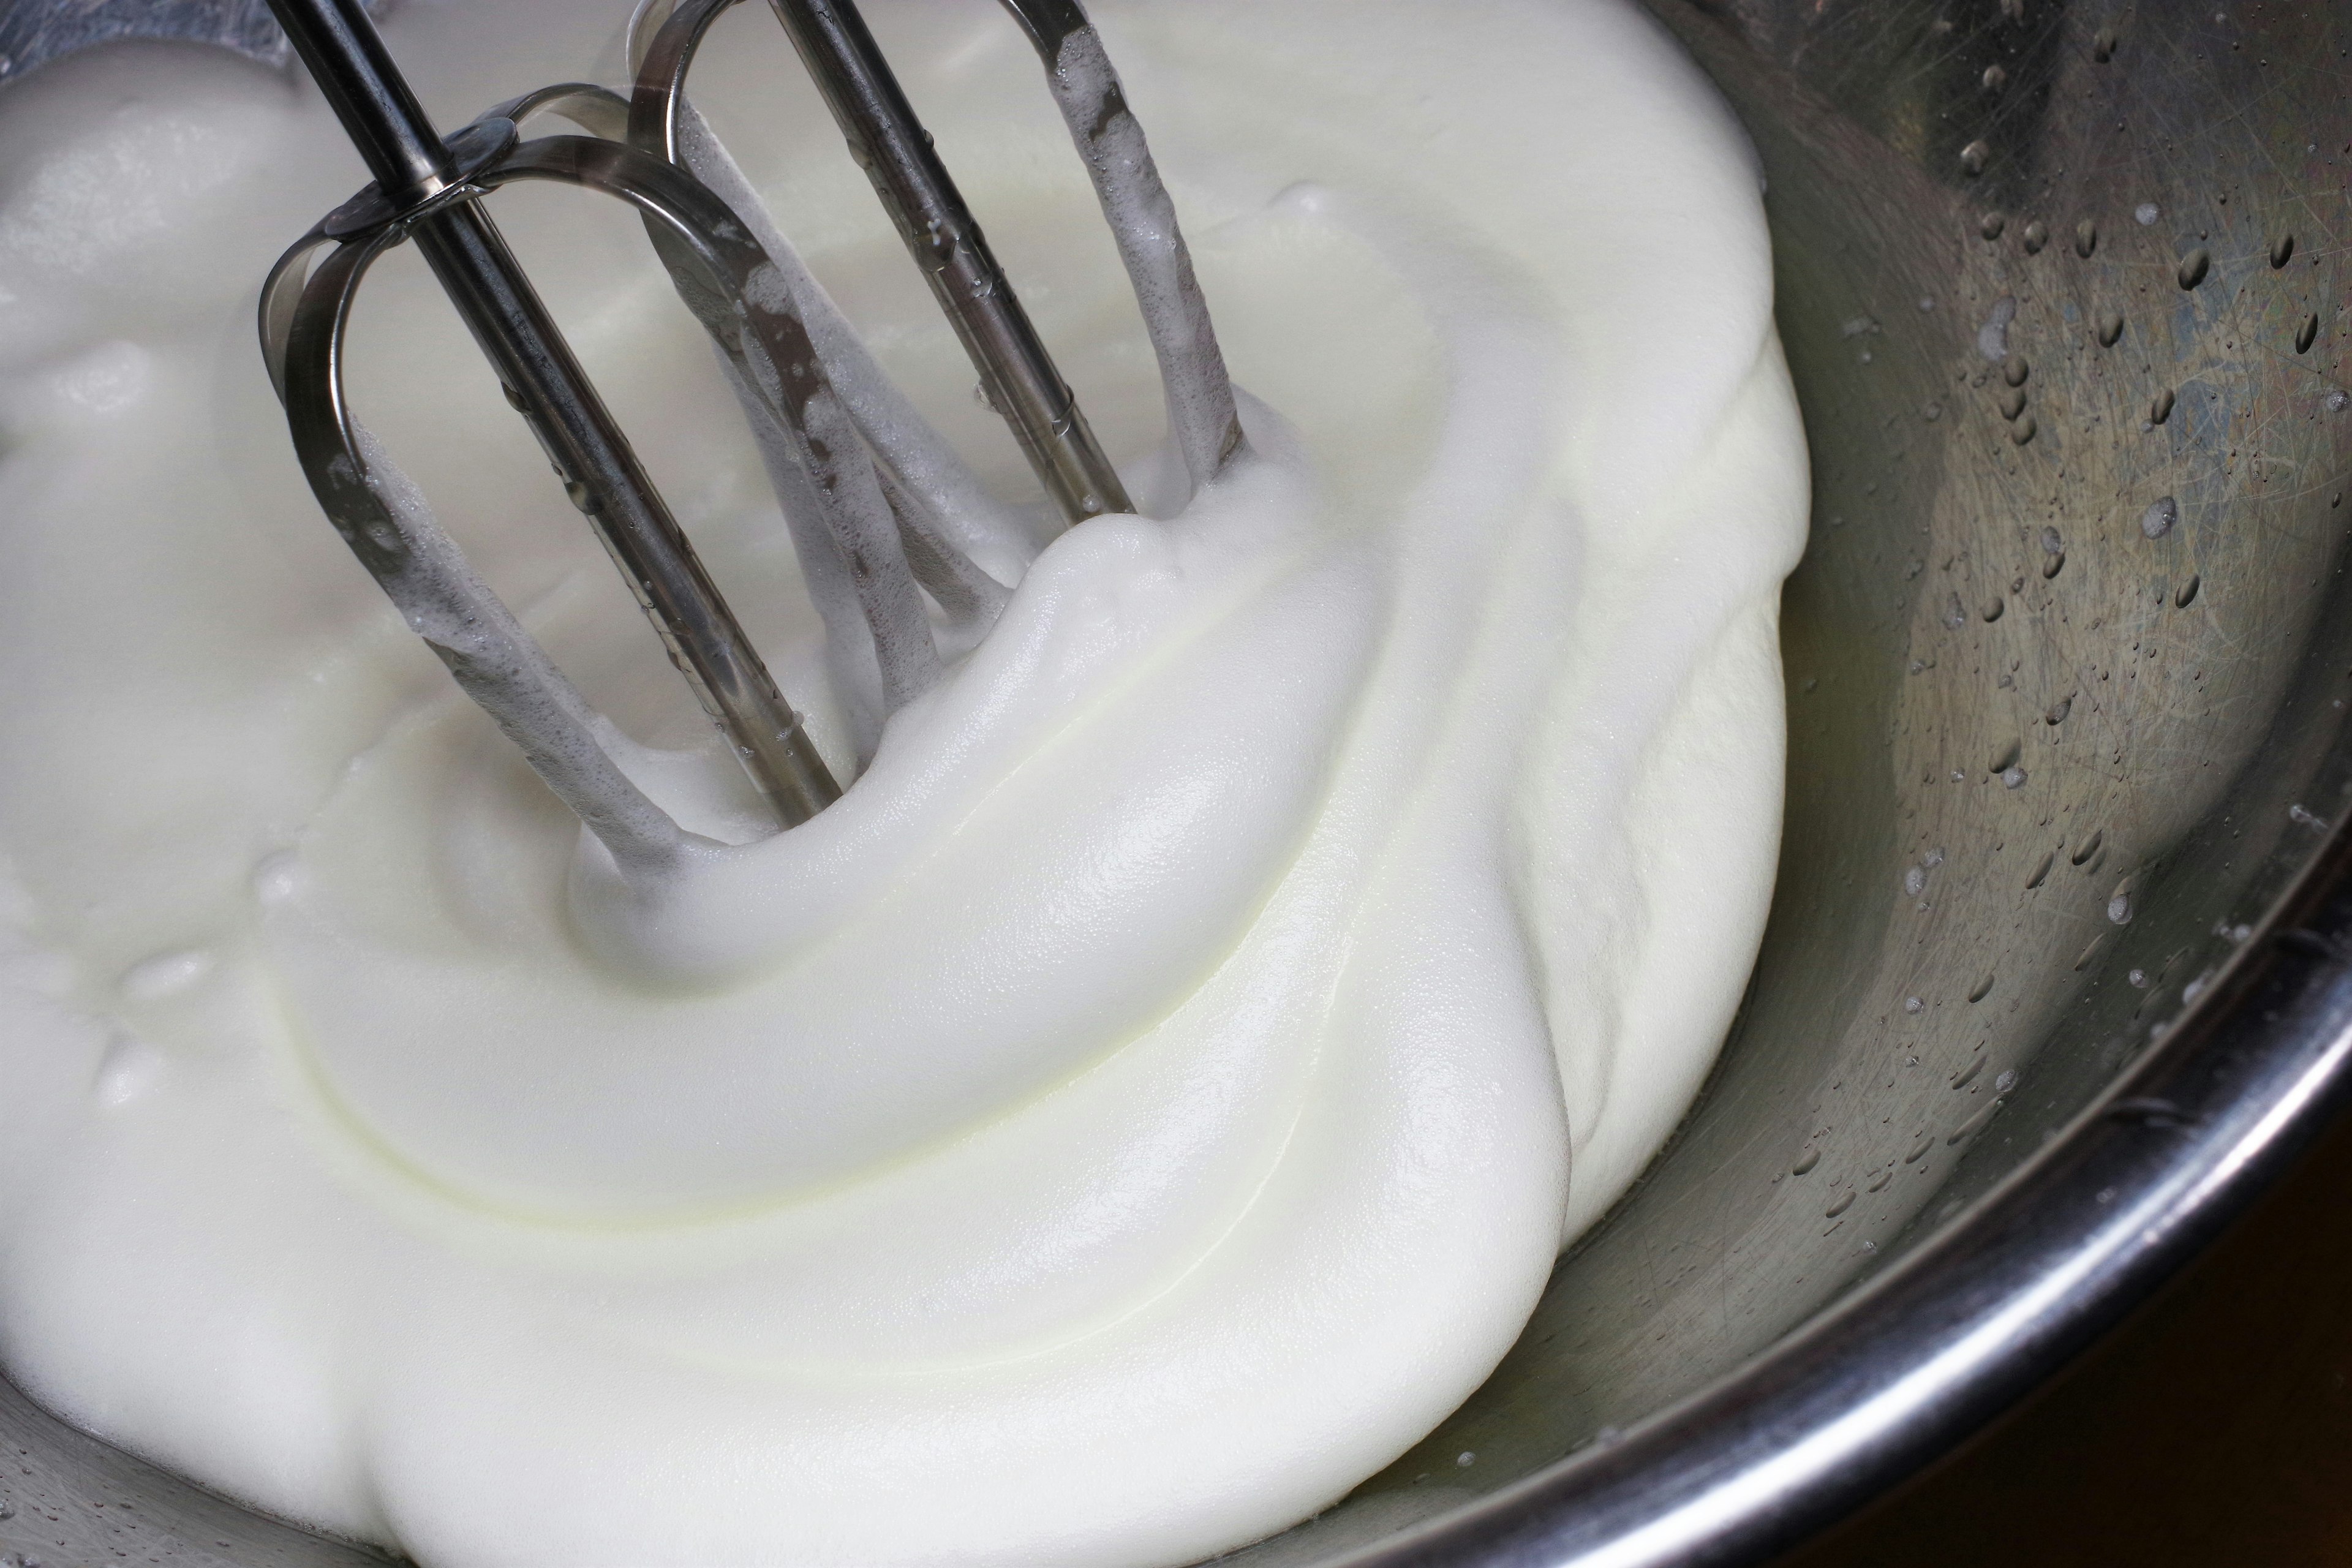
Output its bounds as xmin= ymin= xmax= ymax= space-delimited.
xmin=0 ymin=1 xmax=1807 ymax=1562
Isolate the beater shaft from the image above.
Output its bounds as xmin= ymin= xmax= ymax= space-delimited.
xmin=264 ymin=0 xmax=840 ymax=827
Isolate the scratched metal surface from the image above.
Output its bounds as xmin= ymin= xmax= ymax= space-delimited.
xmin=1 ymin=0 xmax=2349 ymax=1564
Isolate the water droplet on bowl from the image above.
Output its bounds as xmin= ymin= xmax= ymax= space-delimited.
xmin=2011 ymin=415 xmax=2037 ymax=445
xmin=2296 ymin=313 xmax=2320 ymax=354
xmin=1793 ymin=1148 xmax=1821 ymax=1175
xmin=2021 ymin=220 xmax=2048 ymax=254
xmin=1826 ymin=1191 xmax=1856 ymax=1218
xmin=1948 ymin=1099 xmax=2006 ymax=1144
xmin=1960 ymin=140 xmax=1991 ymax=176
xmin=2075 ymin=219 xmax=2099 ymax=257
xmin=2135 ymin=202 xmax=2160 ymax=226
xmin=2140 ymin=496 xmax=2179 ymax=539
xmin=2046 ymin=693 xmax=2074 ymax=725
xmin=2176 ymin=574 xmax=2201 ymax=608
xmin=1904 ymin=865 xmax=1928 ymax=897
xmin=1969 ymin=973 xmax=1998 ymax=1004
xmin=2027 ymin=851 xmax=2055 ymax=889
xmin=2094 ymin=24 xmax=2119 ymax=59
xmin=2003 ymin=353 xmax=2030 ymax=387
xmin=2108 ymin=889 xmax=2135 ymax=925
xmin=1904 ymin=996 xmax=1925 ymax=1014
xmin=1981 ymin=211 xmax=2008 ymax=240
xmin=1999 ymin=386 xmax=2029 ymax=420
xmin=2271 ymin=233 xmax=2295 ymax=268
xmin=1978 ymin=297 xmax=2019 ymax=359
xmin=2097 ymin=311 xmax=2125 ymax=346
xmin=2151 ymin=387 xmax=2176 ymax=424
xmin=2177 ymin=248 xmax=2211 ymax=289
xmin=2003 ymin=765 xmax=2029 ymax=789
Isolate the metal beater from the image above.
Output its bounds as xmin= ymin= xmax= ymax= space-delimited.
xmin=246 ymin=0 xmax=1245 ymax=869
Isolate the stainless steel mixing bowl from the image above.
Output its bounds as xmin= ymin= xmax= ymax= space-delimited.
xmin=4 ymin=0 xmax=2350 ymax=1562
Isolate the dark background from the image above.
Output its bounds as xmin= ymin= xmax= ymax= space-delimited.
xmin=1774 ymin=1102 xmax=2352 ymax=1567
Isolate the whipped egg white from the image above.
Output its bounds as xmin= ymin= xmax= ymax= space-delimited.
xmin=0 ymin=1 xmax=1807 ymax=1563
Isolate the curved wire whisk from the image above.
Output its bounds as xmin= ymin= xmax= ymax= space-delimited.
xmin=255 ymin=0 xmax=1245 ymax=864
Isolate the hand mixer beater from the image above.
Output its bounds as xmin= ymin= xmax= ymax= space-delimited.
xmin=243 ymin=0 xmax=1247 ymax=872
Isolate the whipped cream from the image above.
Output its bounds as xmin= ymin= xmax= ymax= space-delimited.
xmin=0 ymin=1 xmax=1806 ymax=1563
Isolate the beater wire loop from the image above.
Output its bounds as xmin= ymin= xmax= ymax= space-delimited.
xmin=262 ymin=221 xmax=688 ymax=872
xmin=255 ymin=0 xmax=1249 ymax=850
xmin=627 ymin=0 xmax=1248 ymax=513
xmin=495 ymin=81 xmax=1019 ymax=753
xmin=260 ymin=122 xmax=892 ymax=846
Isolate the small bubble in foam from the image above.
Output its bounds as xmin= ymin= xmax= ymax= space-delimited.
xmin=93 ymin=1033 xmax=166 ymax=1109
xmin=253 ymin=850 xmax=303 ymax=903
xmin=119 ymin=949 xmax=212 ymax=1001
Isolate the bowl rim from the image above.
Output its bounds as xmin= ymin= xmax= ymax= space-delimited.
xmin=1328 ymin=820 xmax=2352 ymax=1568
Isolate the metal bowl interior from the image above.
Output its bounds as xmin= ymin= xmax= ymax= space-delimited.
xmin=3 ymin=0 xmax=2351 ymax=1564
